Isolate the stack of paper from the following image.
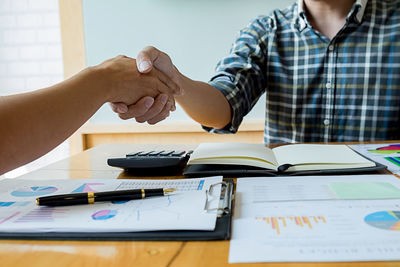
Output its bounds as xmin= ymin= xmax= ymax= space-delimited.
xmin=229 ymin=175 xmax=400 ymax=263
xmin=0 ymin=176 xmax=222 ymax=233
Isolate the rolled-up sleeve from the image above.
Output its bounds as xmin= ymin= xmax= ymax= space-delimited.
xmin=203 ymin=17 xmax=269 ymax=134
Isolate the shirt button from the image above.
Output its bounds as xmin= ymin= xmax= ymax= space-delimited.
xmin=328 ymin=45 xmax=334 ymax=51
xmin=323 ymin=119 xmax=330 ymax=126
xmin=326 ymin=82 xmax=332 ymax=89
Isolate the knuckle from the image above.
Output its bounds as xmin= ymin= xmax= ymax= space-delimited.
xmin=153 ymin=103 xmax=165 ymax=113
xmin=131 ymin=109 xmax=145 ymax=117
xmin=118 ymin=114 xmax=129 ymax=120
xmin=157 ymin=110 xmax=169 ymax=120
xmin=135 ymin=117 xmax=146 ymax=123
xmin=162 ymin=110 xmax=170 ymax=118
xmin=110 ymin=106 xmax=118 ymax=113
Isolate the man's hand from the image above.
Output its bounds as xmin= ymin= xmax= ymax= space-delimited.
xmin=96 ymin=55 xmax=180 ymax=107
xmin=110 ymin=93 xmax=176 ymax=124
xmin=110 ymin=48 xmax=181 ymax=124
xmin=136 ymin=46 xmax=180 ymax=84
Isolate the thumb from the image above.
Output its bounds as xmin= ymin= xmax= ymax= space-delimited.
xmin=137 ymin=59 xmax=153 ymax=73
xmin=136 ymin=46 xmax=162 ymax=73
xmin=109 ymin=102 xmax=128 ymax=114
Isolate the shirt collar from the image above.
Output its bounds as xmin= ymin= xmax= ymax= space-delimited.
xmin=296 ymin=0 xmax=307 ymax=31
xmin=295 ymin=0 xmax=368 ymax=31
xmin=352 ymin=0 xmax=368 ymax=24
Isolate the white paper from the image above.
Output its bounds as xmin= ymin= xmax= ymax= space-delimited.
xmin=229 ymin=175 xmax=400 ymax=263
xmin=349 ymin=143 xmax=400 ymax=175
xmin=189 ymin=143 xmax=278 ymax=169
xmin=0 ymin=176 xmax=222 ymax=232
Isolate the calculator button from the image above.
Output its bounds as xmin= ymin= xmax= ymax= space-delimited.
xmin=148 ymin=151 xmax=163 ymax=156
xmin=159 ymin=150 xmax=174 ymax=156
xmin=137 ymin=151 xmax=154 ymax=156
xmin=171 ymin=151 xmax=185 ymax=156
xmin=126 ymin=151 xmax=142 ymax=157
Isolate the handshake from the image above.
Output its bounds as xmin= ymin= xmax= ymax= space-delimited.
xmin=97 ymin=46 xmax=182 ymax=125
xmin=0 ymin=43 xmax=231 ymax=174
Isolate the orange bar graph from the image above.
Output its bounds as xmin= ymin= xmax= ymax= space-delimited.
xmin=279 ymin=217 xmax=287 ymax=227
xmin=294 ymin=216 xmax=304 ymax=227
xmin=270 ymin=217 xmax=280 ymax=234
xmin=256 ymin=216 xmax=327 ymax=234
xmin=302 ymin=216 xmax=312 ymax=229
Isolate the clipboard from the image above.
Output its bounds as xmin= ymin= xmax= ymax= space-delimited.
xmin=0 ymin=179 xmax=234 ymax=241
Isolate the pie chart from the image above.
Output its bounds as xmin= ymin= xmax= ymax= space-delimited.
xmin=11 ymin=186 xmax=58 ymax=197
xmin=92 ymin=209 xmax=117 ymax=220
xmin=364 ymin=211 xmax=400 ymax=231
xmin=368 ymin=144 xmax=400 ymax=154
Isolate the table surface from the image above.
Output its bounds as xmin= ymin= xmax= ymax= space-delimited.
xmin=2 ymin=142 xmax=400 ymax=267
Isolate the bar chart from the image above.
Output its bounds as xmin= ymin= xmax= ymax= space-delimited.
xmin=255 ymin=215 xmax=327 ymax=234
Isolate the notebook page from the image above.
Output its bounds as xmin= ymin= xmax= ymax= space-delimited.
xmin=189 ymin=143 xmax=279 ymax=170
xmin=272 ymin=144 xmax=374 ymax=170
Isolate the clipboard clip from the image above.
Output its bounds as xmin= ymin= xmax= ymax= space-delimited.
xmin=203 ymin=181 xmax=233 ymax=217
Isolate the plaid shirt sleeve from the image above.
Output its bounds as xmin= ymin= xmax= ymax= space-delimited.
xmin=203 ymin=17 xmax=270 ymax=134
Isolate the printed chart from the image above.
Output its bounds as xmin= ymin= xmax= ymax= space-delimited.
xmin=11 ymin=186 xmax=57 ymax=197
xmin=71 ymin=183 xmax=104 ymax=193
xmin=0 ymin=176 xmax=222 ymax=232
xmin=230 ymin=177 xmax=400 ymax=263
xmin=14 ymin=207 xmax=69 ymax=223
xmin=367 ymin=144 xmax=400 ymax=167
xmin=92 ymin=210 xmax=117 ymax=220
xmin=349 ymin=144 xmax=400 ymax=175
xmin=385 ymin=157 xmax=400 ymax=167
xmin=255 ymin=215 xmax=326 ymax=234
xmin=368 ymin=144 xmax=400 ymax=154
xmin=0 ymin=202 xmax=30 ymax=207
xmin=364 ymin=211 xmax=400 ymax=231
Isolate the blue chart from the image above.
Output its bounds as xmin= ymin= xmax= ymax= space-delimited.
xmin=71 ymin=183 xmax=104 ymax=193
xmin=0 ymin=201 xmax=30 ymax=207
xmin=112 ymin=200 xmax=130 ymax=204
xmin=365 ymin=211 xmax=400 ymax=231
xmin=11 ymin=186 xmax=57 ymax=197
xmin=92 ymin=210 xmax=117 ymax=220
xmin=385 ymin=157 xmax=400 ymax=167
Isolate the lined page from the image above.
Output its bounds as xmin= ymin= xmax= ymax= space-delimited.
xmin=189 ymin=143 xmax=279 ymax=170
xmin=273 ymin=144 xmax=374 ymax=171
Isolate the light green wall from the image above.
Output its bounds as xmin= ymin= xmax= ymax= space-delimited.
xmin=82 ymin=0 xmax=295 ymax=123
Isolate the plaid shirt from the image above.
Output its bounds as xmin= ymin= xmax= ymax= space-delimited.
xmin=206 ymin=0 xmax=400 ymax=144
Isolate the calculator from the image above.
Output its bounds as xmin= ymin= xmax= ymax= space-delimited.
xmin=107 ymin=150 xmax=193 ymax=176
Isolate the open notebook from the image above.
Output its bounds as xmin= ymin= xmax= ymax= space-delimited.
xmin=184 ymin=143 xmax=386 ymax=177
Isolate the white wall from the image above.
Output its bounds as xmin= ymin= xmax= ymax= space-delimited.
xmin=0 ymin=0 xmax=68 ymax=178
xmin=82 ymin=0 xmax=295 ymax=123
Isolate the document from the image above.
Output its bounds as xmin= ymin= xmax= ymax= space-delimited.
xmin=350 ymin=143 xmax=400 ymax=175
xmin=229 ymin=175 xmax=400 ymax=263
xmin=0 ymin=176 xmax=222 ymax=233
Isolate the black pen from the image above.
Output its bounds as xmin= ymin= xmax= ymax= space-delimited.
xmin=36 ymin=188 xmax=176 ymax=207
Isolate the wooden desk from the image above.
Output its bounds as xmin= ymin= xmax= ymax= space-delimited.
xmin=2 ymin=143 xmax=400 ymax=267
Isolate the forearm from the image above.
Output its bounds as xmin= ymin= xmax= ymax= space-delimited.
xmin=176 ymin=73 xmax=232 ymax=129
xmin=0 ymin=67 xmax=106 ymax=174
